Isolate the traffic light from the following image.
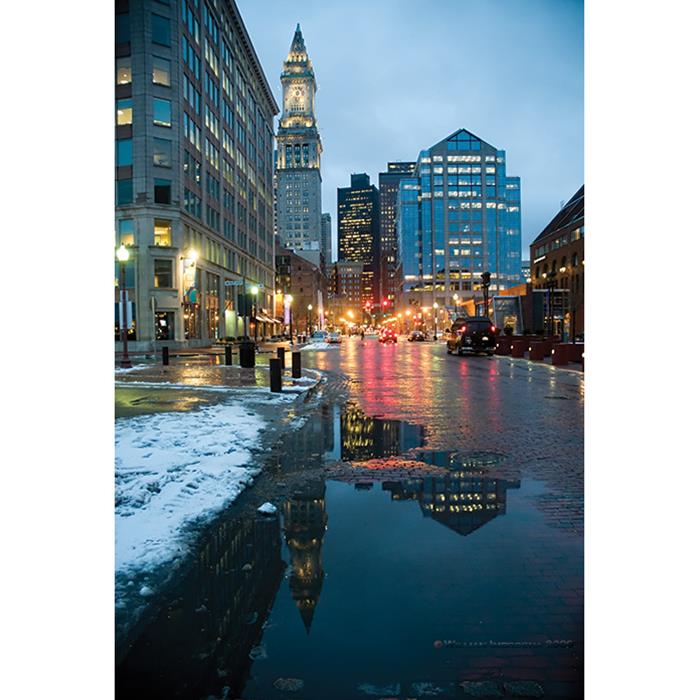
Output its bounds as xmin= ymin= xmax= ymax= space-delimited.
xmin=481 ymin=271 xmax=491 ymax=286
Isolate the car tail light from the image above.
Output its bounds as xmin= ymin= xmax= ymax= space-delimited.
xmin=490 ymin=325 xmax=496 ymax=333
xmin=461 ymin=326 xmax=466 ymax=333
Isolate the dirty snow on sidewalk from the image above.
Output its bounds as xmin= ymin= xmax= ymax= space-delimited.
xmin=115 ymin=399 xmax=265 ymax=581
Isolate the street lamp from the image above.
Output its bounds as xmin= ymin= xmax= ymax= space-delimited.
xmin=116 ymin=244 xmax=132 ymax=368
xmin=249 ymin=285 xmax=259 ymax=342
xmin=432 ymin=301 xmax=438 ymax=340
xmin=481 ymin=271 xmax=491 ymax=320
xmin=307 ymin=304 xmax=313 ymax=336
xmin=284 ymin=294 xmax=294 ymax=341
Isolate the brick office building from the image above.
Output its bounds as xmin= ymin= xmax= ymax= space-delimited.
xmin=530 ymin=186 xmax=584 ymax=338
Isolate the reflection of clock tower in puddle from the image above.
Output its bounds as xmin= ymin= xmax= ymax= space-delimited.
xmin=275 ymin=25 xmax=324 ymax=264
xmin=282 ymin=479 xmax=328 ymax=634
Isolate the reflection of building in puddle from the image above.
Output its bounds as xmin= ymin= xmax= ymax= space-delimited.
xmin=282 ymin=479 xmax=328 ymax=633
xmin=382 ymin=474 xmax=520 ymax=536
xmin=411 ymin=450 xmax=508 ymax=473
xmin=116 ymin=514 xmax=284 ymax=698
xmin=340 ymin=404 xmax=425 ymax=461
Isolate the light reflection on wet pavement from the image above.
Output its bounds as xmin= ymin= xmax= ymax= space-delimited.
xmin=116 ymin=338 xmax=583 ymax=699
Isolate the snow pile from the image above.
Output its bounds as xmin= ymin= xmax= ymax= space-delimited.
xmin=115 ymin=400 xmax=265 ymax=578
xmin=257 ymin=502 xmax=277 ymax=515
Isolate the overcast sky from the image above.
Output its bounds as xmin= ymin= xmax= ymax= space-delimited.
xmin=238 ymin=0 xmax=583 ymax=259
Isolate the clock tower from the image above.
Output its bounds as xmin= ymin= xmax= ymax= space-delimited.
xmin=275 ymin=25 xmax=325 ymax=264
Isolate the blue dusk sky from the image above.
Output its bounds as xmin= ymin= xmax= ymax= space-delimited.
xmin=237 ymin=0 xmax=583 ymax=259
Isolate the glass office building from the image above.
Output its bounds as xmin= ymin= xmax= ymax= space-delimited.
xmin=397 ymin=129 xmax=522 ymax=311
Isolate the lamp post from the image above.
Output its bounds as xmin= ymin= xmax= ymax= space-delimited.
xmin=181 ymin=248 xmax=198 ymax=340
xmin=452 ymin=292 xmax=459 ymax=318
xmin=559 ymin=266 xmax=569 ymax=341
xmin=432 ymin=301 xmax=438 ymax=340
xmin=481 ymin=271 xmax=491 ymax=320
xmin=307 ymin=304 xmax=313 ymax=336
xmin=116 ymin=244 xmax=132 ymax=368
xmin=544 ymin=272 xmax=557 ymax=338
xmin=250 ymin=285 xmax=259 ymax=343
xmin=284 ymin=294 xmax=294 ymax=341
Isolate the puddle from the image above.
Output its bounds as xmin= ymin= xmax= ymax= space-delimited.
xmin=116 ymin=402 xmax=582 ymax=699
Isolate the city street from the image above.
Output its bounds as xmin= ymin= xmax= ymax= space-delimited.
xmin=117 ymin=336 xmax=583 ymax=699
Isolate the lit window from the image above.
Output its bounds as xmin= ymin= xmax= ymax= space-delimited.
xmin=153 ymin=98 xmax=171 ymax=127
xmin=116 ymin=139 xmax=132 ymax=167
xmin=118 ymin=219 xmax=134 ymax=246
xmin=153 ymin=138 xmax=171 ymax=167
xmin=154 ymin=179 xmax=171 ymax=204
xmin=154 ymin=219 xmax=172 ymax=246
xmin=116 ymin=57 xmax=131 ymax=85
xmin=116 ymin=99 xmax=132 ymax=126
xmin=152 ymin=14 xmax=170 ymax=46
xmin=152 ymin=57 xmax=171 ymax=86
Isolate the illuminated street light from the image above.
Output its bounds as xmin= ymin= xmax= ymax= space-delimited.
xmin=116 ymin=245 xmax=131 ymax=368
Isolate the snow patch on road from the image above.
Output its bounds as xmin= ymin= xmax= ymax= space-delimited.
xmin=115 ymin=400 xmax=264 ymax=579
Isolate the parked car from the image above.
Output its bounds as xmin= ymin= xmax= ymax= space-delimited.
xmin=327 ymin=332 xmax=342 ymax=344
xmin=446 ymin=317 xmax=497 ymax=356
xmin=310 ymin=330 xmax=327 ymax=342
xmin=408 ymin=330 xmax=426 ymax=342
xmin=378 ymin=328 xmax=398 ymax=344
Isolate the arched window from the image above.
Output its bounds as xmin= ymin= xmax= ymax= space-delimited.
xmin=535 ymin=266 xmax=540 ymax=280
xmin=572 ymin=252 xmax=578 ymax=267
xmin=560 ymin=256 xmax=567 ymax=269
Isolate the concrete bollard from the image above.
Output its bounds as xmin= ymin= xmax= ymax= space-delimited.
xmin=239 ymin=339 xmax=255 ymax=368
xmin=269 ymin=357 xmax=282 ymax=392
xmin=292 ymin=351 xmax=302 ymax=378
xmin=225 ymin=344 xmax=233 ymax=365
xmin=511 ymin=339 xmax=528 ymax=358
xmin=277 ymin=346 xmax=286 ymax=370
xmin=552 ymin=344 xmax=569 ymax=366
xmin=162 ymin=346 xmax=170 ymax=365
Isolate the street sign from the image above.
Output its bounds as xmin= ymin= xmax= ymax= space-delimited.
xmin=224 ymin=279 xmax=243 ymax=287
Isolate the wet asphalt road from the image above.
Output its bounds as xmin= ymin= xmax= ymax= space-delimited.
xmin=117 ymin=336 xmax=584 ymax=699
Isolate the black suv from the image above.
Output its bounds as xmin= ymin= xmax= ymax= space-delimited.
xmin=446 ymin=317 xmax=497 ymax=356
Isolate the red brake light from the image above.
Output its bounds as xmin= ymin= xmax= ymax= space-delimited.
xmin=461 ymin=326 xmax=466 ymax=333
xmin=491 ymin=325 xmax=496 ymax=332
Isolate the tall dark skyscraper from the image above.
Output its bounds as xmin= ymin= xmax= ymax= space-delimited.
xmin=337 ymin=173 xmax=380 ymax=308
xmin=379 ymin=162 xmax=416 ymax=308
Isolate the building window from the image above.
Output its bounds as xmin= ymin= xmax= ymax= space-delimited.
xmin=153 ymin=57 xmax=171 ymax=86
xmin=155 ymin=311 xmax=175 ymax=340
xmin=154 ymin=219 xmax=172 ymax=246
xmin=116 ymin=13 xmax=130 ymax=44
xmin=154 ymin=179 xmax=171 ymax=204
xmin=118 ymin=219 xmax=134 ymax=246
xmin=572 ymin=252 xmax=579 ymax=267
xmin=116 ymin=179 xmax=133 ymax=205
xmin=153 ymin=138 xmax=171 ymax=167
xmin=116 ymin=57 xmax=131 ymax=85
xmin=116 ymin=99 xmax=132 ymax=125
xmin=152 ymin=14 xmax=170 ymax=46
xmin=116 ymin=139 xmax=132 ymax=167
xmin=154 ymin=259 xmax=173 ymax=288
xmin=153 ymin=98 xmax=171 ymax=127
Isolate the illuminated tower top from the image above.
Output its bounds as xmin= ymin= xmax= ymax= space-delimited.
xmin=279 ymin=24 xmax=320 ymax=139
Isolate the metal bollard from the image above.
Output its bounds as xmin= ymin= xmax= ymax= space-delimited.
xmin=269 ymin=358 xmax=282 ymax=392
xmin=277 ymin=346 xmax=286 ymax=370
xmin=239 ymin=339 xmax=255 ymax=368
xmin=162 ymin=346 xmax=170 ymax=365
xmin=225 ymin=344 xmax=232 ymax=365
xmin=291 ymin=351 xmax=301 ymax=379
